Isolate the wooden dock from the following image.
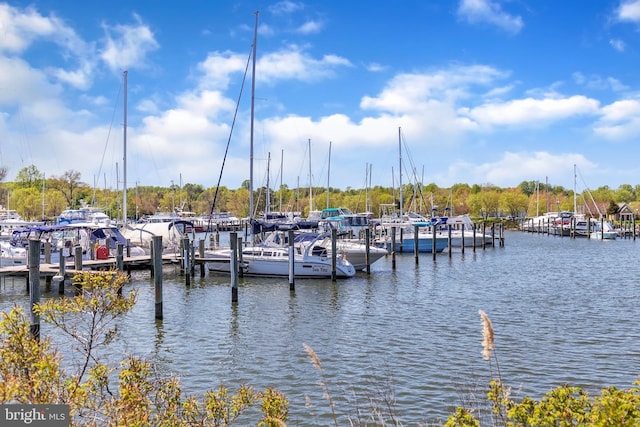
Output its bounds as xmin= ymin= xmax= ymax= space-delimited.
xmin=0 ymin=254 xmax=208 ymax=279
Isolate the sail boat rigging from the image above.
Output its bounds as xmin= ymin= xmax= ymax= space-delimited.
xmin=205 ymin=11 xmax=355 ymax=278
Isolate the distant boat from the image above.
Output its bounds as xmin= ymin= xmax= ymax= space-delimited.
xmin=375 ymin=224 xmax=449 ymax=253
xmin=434 ymin=214 xmax=493 ymax=247
xmin=58 ymin=207 xmax=114 ymax=226
xmin=121 ymin=213 xmax=194 ymax=254
xmin=262 ymin=230 xmax=387 ymax=271
xmin=11 ymin=222 xmax=146 ymax=263
xmin=589 ymin=219 xmax=617 ymax=240
xmin=0 ymin=240 xmax=27 ymax=267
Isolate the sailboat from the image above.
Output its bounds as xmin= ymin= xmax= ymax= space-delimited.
xmin=374 ymin=127 xmax=448 ymax=253
xmin=118 ymin=70 xmax=194 ymax=254
xmin=206 ymin=12 xmax=355 ymax=278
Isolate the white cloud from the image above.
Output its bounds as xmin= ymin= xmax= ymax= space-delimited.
xmin=609 ymin=38 xmax=625 ymax=51
xmin=594 ymin=98 xmax=640 ymax=140
xmin=445 ymin=151 xmax=595 ymax=188
xmin=269 ymin=1 xmax=304 ymax=15
xmin=617 ymin=0 xmax=640 ymax=22
xmin=100 ymin=13 xmax=159 ymax=73
xmin=257 ymin=46 xmax=352 ymax=83
xmin=365 ymin=62 xmax=388 ymax=72
xmin=457 ymin=0 xmax=524 ymax=33
xmin=460 ymin=96 xmax=600 ymax=127
xmin=296 ymin=20 xmax=323 ymax=34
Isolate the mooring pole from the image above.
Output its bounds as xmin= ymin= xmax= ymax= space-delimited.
xmin=230 ymin=232 xmax=238 ymax=303
xmin=413 ymin=224 xmax=419 ymax=265
xmin=365 ymin=228 xmax=371 ymax=274
xmin=116 ymin=242 xmax=124 ymax=272
xmin=183 ymin=237 xmax=191 ymax=286
xmin=331 ymin=228 xmax=337 ymax=281
xmin=28 ymin=239 xmax=41 ymax=340
xmin=390 ymin=226 xmax=396 ymax=270
xmin=199 ymin=239 xmax=205 ymax=277
xmin=152 ymin=235 xmax=163 ymax=320
xmin=432 ymin=224 xmax=437 ymax=261
xmin=55 ymin=253 xmax=66 ymax=294
xmin=288 ymin=230 xmax=295 ymax=291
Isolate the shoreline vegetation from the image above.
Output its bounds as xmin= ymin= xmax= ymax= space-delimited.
xmin=1 ymin=271 xmax=638 ymax=426
xmin=3 ymin=165 xmax=640 ymax=222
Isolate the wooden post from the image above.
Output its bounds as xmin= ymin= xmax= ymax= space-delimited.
xmin=152 ymin=235 xmax=163 ymax=320
xmin=365 ymin=228 xmax=371 ymax=274
xmin=28 ymin=239 xmax=41 ymax=340
xmin=199 ymin=239 xmax=205 ymax=276
xmin=331 ymin=228 xmax=337 ymax=281
xmin=413 ymin=224 xmax=419 ymax=265
xmin=237 ymin=235 xmax=244 ymax=278
xmin=432 ymin=224 xmax=437 ymax=261
xmin=116 ymin=243 xmax=124 ymax=272
xmin=55 ymin=253 xmax=66 ymax=294
xmin=447 ymin=225 xmax=452 ymax=258
xmin=600 ymin=217 xmax=605 ymax=241
xmin=230 ymin=232 xmax=238 ymax=303
xmin=74 ymin=245 xmax=83 ymax=271
xmin=461 ymin=224 xmax=465 ymax=254
xmin=473 ymin=223 xmax=477 ymax=252
xmin=482 ymin=223 xmax=487 ymax=249
xmin=182 ymin=237 xmax=191 ymax=286
xmin=390 ymin=227 xmax=396 ymax=270
xmin=44 ymin=241 xmax=51 ymax=264
xmin=288 ymin=230 xmax=295 ymax=290
xmin=126 ymin=239 xmax=131 ymax=257
xmin=399 ymin=227 xmax=404 ymax=253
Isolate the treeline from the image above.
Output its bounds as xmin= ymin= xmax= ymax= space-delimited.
xmin=2 ymin=165 xmax=639 ymax=221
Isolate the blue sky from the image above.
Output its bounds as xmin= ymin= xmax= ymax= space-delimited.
xmin=1 ymin=1 xmax=640 ymax=194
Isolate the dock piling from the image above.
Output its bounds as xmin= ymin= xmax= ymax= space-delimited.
xmin=152 ymin=236 xmax=163 ymax=320
xmin=28 ymin=239 xmax=40 ymax=340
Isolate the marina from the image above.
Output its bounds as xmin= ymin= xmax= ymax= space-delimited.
xmin=0 ymin=230 xmax=638 ymax=424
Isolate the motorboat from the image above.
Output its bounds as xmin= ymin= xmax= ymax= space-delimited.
xmin=264 ymin=230 xmax=387 ymax=271
xmin=206 ymin=232 xmax=356 ymax=278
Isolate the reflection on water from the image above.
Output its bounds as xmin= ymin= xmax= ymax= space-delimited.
xmin=1 ymin=231 xmax=639 ymax=424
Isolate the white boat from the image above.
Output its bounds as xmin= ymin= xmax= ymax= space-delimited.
xmin=0 ymin=240 xmax=27 ymax=267
xmin=434 ymin=214 xmax=493 ymax=247
xmin=264 ymin=231 xmax=387 ymax=271
xmin=206 ymin=233 xmax=356 ymax=278
xmin=120 ymin=213 xmax=194 ymax=254
xmin=58 ymin=207 xmax=114 ymax=226
xmin=317 ymin=207 xmax=373 ymax=239
xmin=589 ymin=219 xmax=617 ymax=240
xmin=11 ymin=222 xmax=146 ymax=263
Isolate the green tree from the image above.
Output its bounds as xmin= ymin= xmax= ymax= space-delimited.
xmin=499 ymin=190 xmax=529 ymax=218
xmin=15 ymin=165 xmax=45 ymax=189
xmin=48 ymin=170 xmax=86 ymax=209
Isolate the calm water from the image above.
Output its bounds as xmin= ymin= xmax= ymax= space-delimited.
xmin=1 ymin=231 xmax=639 ymax=425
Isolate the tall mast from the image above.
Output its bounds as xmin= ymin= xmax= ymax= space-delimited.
xmin=573 ymin=164 xmax=577 ymax=214
xmin=123 ymin=70 xmax=128 ymax=225
xmin=308 ymin=138 xmax=312 ymax=212
xmin=249 ymin=11 xmax=258 ymax=242
xmin=279 ymin=149 xmax=283 ymax=213
xmin=398 ymin=126 xmax=403 ymax=218
xmin=266 ymin=152 xmax=271 ymax=214
xmin=326 ymin=141 xmax=331 ymax=209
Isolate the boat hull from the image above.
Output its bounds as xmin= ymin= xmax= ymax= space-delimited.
xmin=378 ymin=235 xmax=449 ymax=253
xmin=206 ymin=248 xmax=356 ymax=278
